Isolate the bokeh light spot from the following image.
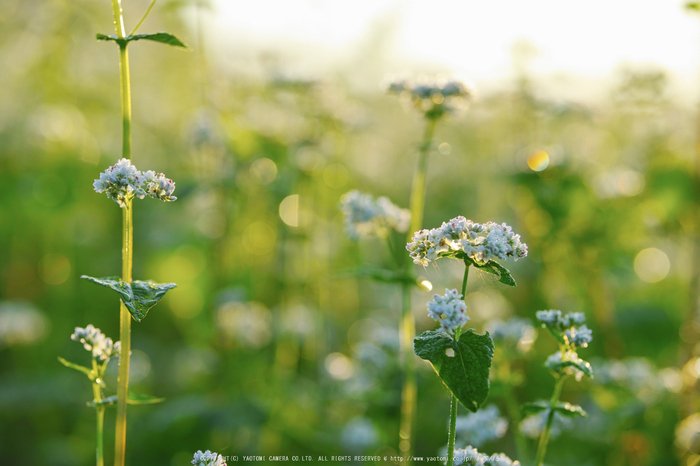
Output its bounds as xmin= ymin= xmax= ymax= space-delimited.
xmin=438 ymin=142 xmax=452 ymax=155
xmin=250 ymin=158 xmax=278 ymax=185
xmin=323 ymin=163 xmax=349 ymax=189
xmin=243 ymin=221 xmax=277 ymax=255
xmin=279 ymin=195 xmax=299 ymax=227
xmin=634 ymin=248 xmax=670 ymax=283
xmin=527 ymin=150 xmax=549 ymax=172
xmin=39 ymin=254 xmax=71 ymax=285
xmin=618 ymin=170 xmax=645 ymax=196
xmin=169 ymin=284 xmax=204 ymax=319
xmin=325 ymin=352 xmax=354 ymax=380
xmin=418 ymin=279 xmax=433 ymax=291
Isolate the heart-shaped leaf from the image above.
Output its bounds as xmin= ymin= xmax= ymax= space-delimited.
xmin=414 ymin=329 xmax=494 ymax=412
xmin=96 ymin=32 xmax=190 ymax=49
xmin=81 ymin=276 xmax=177 ymax=322
xmin=522 ymin=400 xmax=587 ymax=418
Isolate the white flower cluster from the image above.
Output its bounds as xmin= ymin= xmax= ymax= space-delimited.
xmin=455 ymin=405 xmax=508 ymax=447
xmin=339 ymin=190 xmax=410 ymax=239
xmin=520 ymin=410 xmax=571 ymax=439
xmin=93 ymin=158 xmax=177 ymax=208
xmin=71 ymin=324 xmax=120 ymax=362
xmin=536 ymin=310 xmax=592 ymax=349
xmin=486 ymin=318 xmax=537 ymax=353
xmin=453 ymin=446 xmax=520 ymax=466
xmin=192 ymin=450 xmax=227 ymax=466
xmin=407 ymin=216 xmax=528 ymax=266
xmin=386 ymin=76 xmax=474 ymax=118
xmin=427 ymin=289 xmax=469 ymax=336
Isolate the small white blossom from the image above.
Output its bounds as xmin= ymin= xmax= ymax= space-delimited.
xmin=535 ymin=310 xmax=562 ymax=328
xmin=386 ymin=75 xmax=475 ymax=119
xmin=427 ymin=289 xmax=469 ymax=335
xmin=407 ymin=216 xmax=527 ymax=266
xmin=71 ymin=325 xmax=120 ymax=362
xmin=192 ymin=450 xmax=227 ymax=466
xmin=93 ymin=158 xmax=176 ymax=208
xmin=339 ymin=190 xmax=410 ymax=239
xmin=454 ymin=405 xmax=508 ymax=447
xmin=520 ymin=410 xmax=571 ymax=439
xmin=565 ymin=324 xmax=592 ymax=348
xmin=452 ymin=446 xmax=520 ymax=466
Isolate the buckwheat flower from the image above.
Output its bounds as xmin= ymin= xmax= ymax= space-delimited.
xmin=386 ymin=76 xmax=475 ymax=119
xmin=141 ymin=170 xmax=177 ymax=202
xmin=71 ymin=325 xmax=120 ymax=362
xmin=565 ymin=324 xmax=592 ymax=348
xmin=339 ymin=190 xmax=410 ymax=239
xmin=535 ymin=310 xmax=562 ymax=328
xmin=192 ymin=450 xmax=227 ymax=466
xmin=427 ymin=288 xmax=468 ymax=336
xmin=407 ymin=217 xmax=527 ymax=266
xmin=561 ymin=312 xmax=586 ymax=327
xmin=93 ymin=158 xmax=145 ymax=208
xmin=452 ymin=446 xmax=520 ymax=466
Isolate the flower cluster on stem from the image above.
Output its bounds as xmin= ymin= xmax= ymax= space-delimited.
xmin=387 ymin=76 xmax=474 ymax=120
xmin=192 ymin=450 xmax=227 ymax=466
xmin=407 ymin=216 xmax=528 ymax=266
xmin=427 ymin=288 xmax=469 ymax=336
xmin=339 ymin=190 xmax=410 ymax=239
xmin=93 ymin=158 xmax=177 ymax=208
xmin=71 ymin=324 xmax=120 ymax=363
xmin=452 ymin=446 xmax=520 ymax=466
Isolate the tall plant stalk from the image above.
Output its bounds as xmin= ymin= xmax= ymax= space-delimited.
xmin=91 ymin=360 xmax=106 ymax=466
xmin=399 ymin=117 xmax=437 ymax=460
xmin=111 ymin=1 xmax=133 ymax=464
xmin=534 ymin=375 xmax=567 ymax=466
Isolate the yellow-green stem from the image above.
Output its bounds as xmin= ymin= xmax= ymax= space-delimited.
xmin=119 ymin=44 xmax=132 ymax=160
xmin=129 ymin=0 xmax=157 ymax=36
xmin=115 ymin=202 xmax=133 ymax=466
xmin=535 ymin=375 xmax=567 ymax=466
xmin=110 ymin=0 xmax=126 ymax=38
xmin=399 ymin=116 xmax=438 ymax=462
xmin=92 ymin=360 xmax=105 ymax=466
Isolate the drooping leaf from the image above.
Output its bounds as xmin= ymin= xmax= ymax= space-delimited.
xmin=414 ymin=329 xmax=494 ymax=412
xmin=58 ymin=357 xmax=94 ymax=379
xmin=559 ymin=358 xmax=593 ymax=378
xmin=87 ymin=392 xmax=165 ymax=408
xmin=522 ymin=400 xmax=587 ymax=418
xmin=96 ymin=32 xmax=190 ymax=49
xmin=466 ymin=258 xmax=516 ymax=287
xmin=81 ymin=276 xmax=177 ymax=322
xmin=126 ymin=32 xmax=190 ymax=49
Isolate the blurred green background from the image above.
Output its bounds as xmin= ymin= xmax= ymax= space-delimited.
xmin=2 ymin=0 xmax=700 ymax=465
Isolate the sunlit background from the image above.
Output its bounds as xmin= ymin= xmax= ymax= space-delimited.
xmin=2 ymin=0 xmax=700 ymax=465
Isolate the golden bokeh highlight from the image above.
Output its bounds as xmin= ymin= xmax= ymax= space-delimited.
xmin=325 ymin=352 xmax=354 ymax=380
xmin=527 ymin=150 xmax=550 ymax=172
xmin=279 ymin=195 xmax=300 ymax=227
xmin=39 ymin=254 xmax=71 ymax=285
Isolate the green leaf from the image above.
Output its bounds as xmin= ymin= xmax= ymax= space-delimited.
xmin=126 ymin=32 xmax=190 ymax=49
xmin=87 ymin=392 xmax=165 ymax=408
xmin=466 ymin=258 xmax=516 ymax=287
xmin=81 ymin=276 xmax=177 ymax=322
xmin=58 ymin=357 xmax=94 ymax=379
xmin=522 ymin=400 xmax=587 ymax=418
xmin=559 ymin=358 xmax=593 ymax=378
xmin=96 ymin=32 xmax=190 ymax=49
xmin=414 ymin=329 xmax=494 ymax=412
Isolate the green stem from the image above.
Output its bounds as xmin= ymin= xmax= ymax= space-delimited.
xmin=534 ymin=375 xmax=567 ymax=466
xmin=447 ymin=264 xmax=469 ymax=466
xmin=129 ymin=0 xmax=157 ymax=36
xmin=407 ymin=117 xmax=437 ymax=236
xmin=110 ymin=0 xmax=126 ymax=37
xmin=399 ymin=116 xmax=438 ymax=463
xmin=119 ymin=44 xmax=132 ymax=160
xmin=504 ymin=383 xmax=529 ymax=463
xmin=115 ymin=202 xmax=133 ymax=466
xmin=446 ymin=394 xmax=459 ymax=466
xmin=91 ymin=360 xmax=105 ymax=466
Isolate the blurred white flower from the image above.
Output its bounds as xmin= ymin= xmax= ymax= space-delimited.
xmin=452 ymin=446 xmax=520 ymax=466
xmin=455 ymin=405 xmax=508 ymax=447
xmin=427 ymin=288 xmax=469 ymax=336
xmin=0 ymin=301 xmax=48 ymax=347
xmin=407 ymin=217 xmax=527 ymax=266
xmin=386 ymin=75 xmax=475 ymax=119
xmin=192 ymin=450 xmax=227 ymax=466
xmin=217 ymin=301 xmax=272 ymax=349
xmin=71 ymin=324 xmax=120 ymax=362
xmin=520 ymin=410 xmax=572 ymax=440
xmin=340 ymin=418 xmax=378 ymax=452
xmin=339 ymin=190 xmax=410 ymax=239
xmin=486 ymin=318 xmax=537 ymax=353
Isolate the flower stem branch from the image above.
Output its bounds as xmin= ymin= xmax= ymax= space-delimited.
xmin=535 ymin=374 xmax=567 ymax=466
xmin=129 ymin=0 xmax=157 ymax=36
xmin=91 ymin=360 xmax=105 ymax=466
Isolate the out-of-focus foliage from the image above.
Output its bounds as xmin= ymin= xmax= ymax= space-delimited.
xmin=1 ymin=1 xmax=699 ymax=465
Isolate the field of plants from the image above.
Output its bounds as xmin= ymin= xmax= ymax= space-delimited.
xmin=2 ymin=1 xmax=700 ymax=465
